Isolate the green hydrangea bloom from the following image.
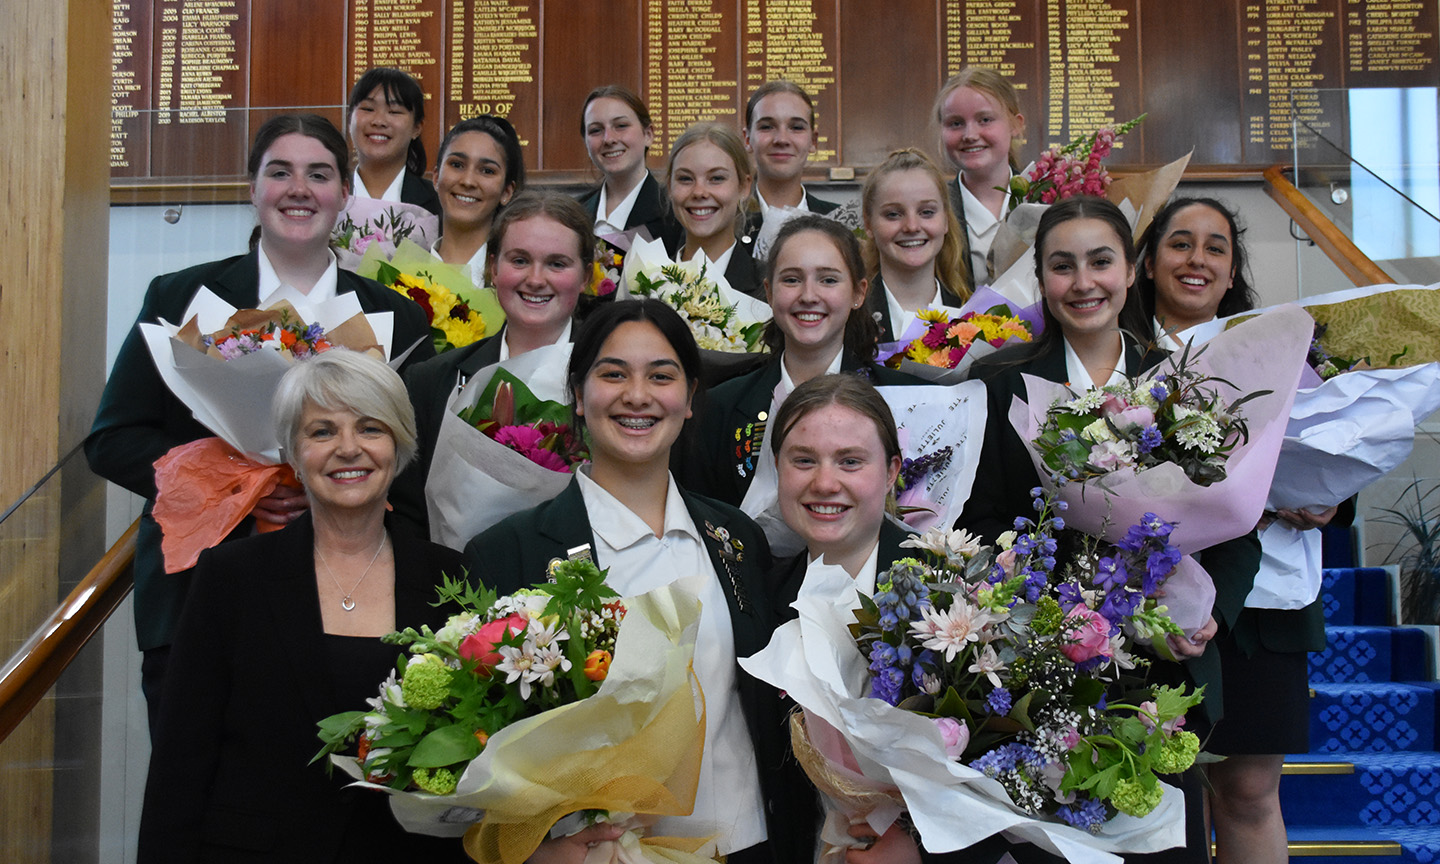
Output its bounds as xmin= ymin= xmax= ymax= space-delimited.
xmin=412 ymin=766 xmax=458 ymax=795
xmin=1152 ymin=730 xmax=1200 ymax=774
xmin=1032 ymin=596 xmax=1063 ymax=635
xmin=401 ymin=655 xmax=453 ymax=711
xmin=1110 ymin=776 xmax=1163 ymax=817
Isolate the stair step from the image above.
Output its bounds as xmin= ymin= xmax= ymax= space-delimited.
xmin=1312 ymin=627 xmax=1432 ymax=684
xmin=1311 ymin=682 xmax=1440 ymax=753
xmin=1282 ymin=752 xmax=1440 ymax=832
xmin=1322 ymin=568 xmax=1395 ymax=628
xmin=1284 ymin=824 xmax=1403 ymax=858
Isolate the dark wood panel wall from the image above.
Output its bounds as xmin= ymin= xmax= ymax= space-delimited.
xmin=109 ymin=0 xmax=1440 ymax=182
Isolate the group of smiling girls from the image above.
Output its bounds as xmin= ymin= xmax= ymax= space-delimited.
xmin=101 ymin=61 xmax=1310 ymax=864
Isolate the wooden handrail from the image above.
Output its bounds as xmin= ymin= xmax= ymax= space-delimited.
xmin=0 ymin=519 xmax=138 ymax=743
xmin=1263 ymin=164 xmax=1395 ymax=287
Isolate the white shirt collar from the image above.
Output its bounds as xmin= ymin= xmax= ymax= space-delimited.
xmin=352 ymin=167 xmax=406 ymax=203
xmin=576 ymin=467 xmax=700 ymax=552
xmin=1062 ymin=335 xmax=1130 ymax=391
xmin=498 ymin=319 xmax=573 ymax=362
xmin=884 ymin=278 xmax=959 ymax=341
xmin=1154 ymin=316 xmax=1186 ymax=352
xmin=956 ymin=172 xmax=1014 ymax=233
xmin=778 ymin=346 xmax=843 ymax=398
xmin=595 ymin=172 xmax=650 ymax=236
xmin=256 ymin=246 xmax=340 ymax=307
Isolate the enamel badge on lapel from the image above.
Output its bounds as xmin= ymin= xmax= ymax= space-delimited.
xmin=546 ymin=544 xmax=594 ymax=582
xmin=732 ymin=412 xmax=767 ymax=479
xmin=704 ymin=520 xmax=751 ymax=613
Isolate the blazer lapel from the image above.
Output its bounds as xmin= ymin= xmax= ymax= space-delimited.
xmin=627 ymin=174 xmax=664 ymax=232
xmin=682 ymin=493 xmax=767 ymax=656
xmin=536 ymin=480 xmax=599 ymax=568
xmin=206 ymin=252 xmax=263 ymax=308
xmin=260 ymin=515 xmax=344 ymax=723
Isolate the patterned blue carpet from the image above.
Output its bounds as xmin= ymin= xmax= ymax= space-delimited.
xmin=1280 ymin=567 xmax=1440 ymax=861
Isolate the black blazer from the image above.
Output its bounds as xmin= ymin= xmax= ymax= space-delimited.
xmin=684 ymin=352 xmax=922 ymax=507
xmin=461 ymin=479 xmax=816 ymax=864
xmin=864 ymin=272 xmax=972 ymax=343
xmin=577 ymin=172 xmax=684 ymax=250
xmin=391 ymin=331 xmax=507 ymax=532
xmin=741 ymin=188 xmax=841 ymax=239
xmin=84 ymin=251 xmax=436 ymax=652
xmin=401 ymin=168 xmax=442 ymax=215
xmin=947 ymin=177 xmax=979 ymax=294
xmin=137 ymin=513 xmax=469 ymax=863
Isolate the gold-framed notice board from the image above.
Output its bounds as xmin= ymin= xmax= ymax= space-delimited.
xmin=110 ymin=0 xmax=1439 ymax=181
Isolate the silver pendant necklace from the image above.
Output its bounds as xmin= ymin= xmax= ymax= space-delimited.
xmin=316 ymin=534 xmax=387 ymax=611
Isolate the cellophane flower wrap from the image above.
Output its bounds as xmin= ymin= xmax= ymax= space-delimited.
xmin=1180 ymin=283 xmax=1440 ymax=513
xmin=332 ymin=197 xmax=440 ymax=270
xmin=1011 ymin=306 xmax=1312 ymax=557
xmin=317 ymin=564 xmax=712 ymax=864
xmin=1180 ymin=284 xmax=1440 ymax=608
xmin=138 ymin=288 xmax=401 ymax=572
xmin=424 ymin=343 xmax=579 ymax=550
xmin=618 ymin=236 xmax=770 ymax=353
xmin=876 ymin=286 xmax=1041 ymax=384
xmin=357 ymin=238 xmax=505 ymax=353
xmin=740 ymin=503 xmax=1204 ymax=863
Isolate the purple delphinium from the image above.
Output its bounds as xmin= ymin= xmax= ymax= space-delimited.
xmin=1138 ymin=424 xmax=1163 ymax=454
xmin=1057 ymin=796 xmax=1108 ymax=834
xmin=986 ymin=687 xmax=1013 ymax=715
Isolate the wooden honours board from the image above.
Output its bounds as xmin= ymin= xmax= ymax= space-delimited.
xmin=110 ymin=0 xmax=1439 ymax=181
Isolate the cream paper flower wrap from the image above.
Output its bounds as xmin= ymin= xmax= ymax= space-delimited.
xmin=335 ymin=584 xmax=714 ymax=864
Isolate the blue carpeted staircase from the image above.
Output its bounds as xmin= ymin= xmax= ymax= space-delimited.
xmin=1279 ymin=567 xmax=1440 ymax=861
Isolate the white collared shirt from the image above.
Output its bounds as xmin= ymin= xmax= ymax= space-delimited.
xmin=957 ymin=172 xmax=1014 ymax=285
xmin=778 ymin=346 xmax=844 ymax=404
xmin=574 ymin=469 xmax=768 ymax=853
xmin=498 ymin=319 xmax=573 ymax=362
xmin=595 ymin=173 xmax=649 ymax=236
xmin=1062 ymin=335 xmax=1130 ymax=391
xmin=256 ymin=246 xmax=340 ymax=307
xmin=431 ymin=238 xmax=488 ymax=291
xmin=352 ymin=167 xmax=405 ymax=203
xmin=883 ymin=279 xmax=964 ymax=342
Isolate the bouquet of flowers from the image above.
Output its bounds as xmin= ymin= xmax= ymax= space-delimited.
xmin=588 ymin=247 xmax=622 ymax=299
xmin=332 ymin=198 xmax=440 ymax=271
xmin=741 ymin=500 xmax=1204 ymax=862
xmin=618 ymin=236 xmax=770 ymax=353
xmin=877 ymin=294 xmax=1037 ymax=384
xmin=140 ymin=289 xmax=400 ymax=572
xmin=1010 ymin=306 xmax=1313 ymax=556
xmin=457 ymin=368 xmax=588 ymax=474
xmin=1003 ymin=116 xmax=1145 ymax=209
xmin=317 ymin=564 xmax=712 ymax=864
xmin=1032 ymin=342 xmax=1266 ymax=488
xmin=424 ymin=343 xmax=578 ymax=550
xmin=357 ymin=238 xmax=505 ymax=353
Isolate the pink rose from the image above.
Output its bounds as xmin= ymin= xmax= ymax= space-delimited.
xmin=933 ymin=717 xmax=970 ymax=760
xmin=1100 ymin=393 xmax=1133 ymax=418
xmin=459 ymin=614 xmax=529 ymax=669
xmin=1060 ymin=607 xmax=1113 ymax=664
xmin=995 ymin=548 xmax=1018 ymax=578
xmin=1113 ymin=405 xmax=1155 ymax=430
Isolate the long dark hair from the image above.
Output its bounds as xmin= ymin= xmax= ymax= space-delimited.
xmin=1127 ymin=197 xmax=1258 ymax=338
xmin=761 ymin=215 xmax=882 ymax=361
xmin=347 ymin=67 xmax=428 ymax=175
xmin=438 ymin=114 xmax=526 ymax=199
